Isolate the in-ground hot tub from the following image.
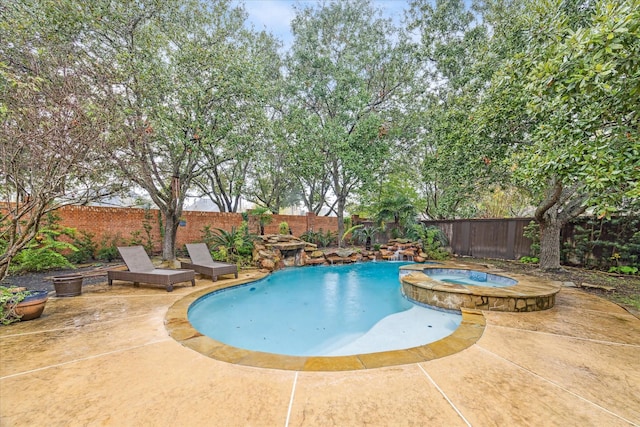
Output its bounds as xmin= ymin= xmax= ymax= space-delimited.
xmin=400 ymin=262 xmax=561 ymax=312
xmin=423 ymin=268 xmax=517 ymax=288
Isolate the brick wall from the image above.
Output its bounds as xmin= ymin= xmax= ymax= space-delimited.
xmin=54 ymin=206 xmax=338 ymax=253
xmin=260 ymin=212 xmax=338 ymax=236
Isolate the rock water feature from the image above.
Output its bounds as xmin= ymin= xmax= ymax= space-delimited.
xmin=379 ymin=239 xmax=427 ymax=262
xmin=252 ymin=235 xmax=428 ymax=272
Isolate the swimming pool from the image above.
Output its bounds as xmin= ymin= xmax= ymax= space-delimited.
xmin=188 ymin=263 xmax=462 ymax=357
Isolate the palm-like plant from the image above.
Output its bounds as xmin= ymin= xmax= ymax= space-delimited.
xmin=204 ymin=224 xmax=255 ymax=259
xmin=341 ymin=224 xmax=362 ymax=246
xmin=248 ymin=207 xmax=273 ymax=235
xmin=300 ymin=230 xmax=320 ymax=245
xmin=353 ymin=226 xmax=379 ymax=251
xmin=374 ymin=195 xmax=418 ymax=238
xmin=316 ymin=229 xmax=337 ymax=248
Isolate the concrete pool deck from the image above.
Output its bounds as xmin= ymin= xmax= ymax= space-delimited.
xmin=1 ymin=271 xmax=639 ymax=426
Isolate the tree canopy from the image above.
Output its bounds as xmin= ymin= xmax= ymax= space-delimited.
xmin=475 ymin=0 xmax=640 ymax=268
xmin=285 ymin=0 xmax=416 ymax=244
xmin=2 ymin=0 xmax=638 ymax=271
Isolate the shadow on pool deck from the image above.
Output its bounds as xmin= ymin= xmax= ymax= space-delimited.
xmin=1 ymin=270 xmax=639 ymax=426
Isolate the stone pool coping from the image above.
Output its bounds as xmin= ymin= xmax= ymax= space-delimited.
xmin=401 ymin=261 xmax=562 ymax=312
xmin=165 ymin=273 xmax=486 ymax=371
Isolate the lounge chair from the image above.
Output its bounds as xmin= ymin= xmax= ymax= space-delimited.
xmin=181 ymin=243 xmax=239 ymax=282
xmin=107 ymin=246 xmax=195 ymax=292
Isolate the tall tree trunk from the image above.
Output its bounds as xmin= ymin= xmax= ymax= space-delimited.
xmin=336 ymin=197 xmax=346 ymax=248
xmin=162 ymin=212 xmax=178 ymax=262
xmin=534 ymin=178 xmax=588 ymax=271
xmin=538 ymin=217 xmax=562 ymax=270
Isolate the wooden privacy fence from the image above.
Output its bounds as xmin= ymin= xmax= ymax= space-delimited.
xmin=423 ymin=218 xmax=535 ymax=260
xmin=422 ymin=215 xmax=639 ymax=264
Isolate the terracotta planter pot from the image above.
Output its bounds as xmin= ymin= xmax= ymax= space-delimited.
xmin=52 ymin=274 xmax=83 ymax=297
xmin=15 ymin=290 xmax=49 ymax=321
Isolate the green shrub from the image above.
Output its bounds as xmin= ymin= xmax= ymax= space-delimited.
xmin=211 ymin=247 xmax=228 ymax=261
xmin=279 ymin=222 xmax=290 ymax=235
xmin=129 ymin=230 xmax=144 ymax=247
xmin=248 ymin=207 xmax=273 ymax=235
xmin=0 ymin=221 xmax=8 ymax=256
xmin=390 ymin=227 xmax=403 ymax=239
xmin=202 ymin=221 xmax=255 ymax=263
xmin=96 ymin=234 xmax=123 ymax=262
xmin=523 ymin=221 xmax=540 ymax=257
xmin=300 ymin=229 xmax=336 ymax=247
xmin=519 ymin=256 xmax=539 ymax=264
xmin=12 ymin=214 xmax=78 ymax=272
xmin=141 ymin=208 xmax=156 ymax=252
xmin=608 ymin=265 xmax=639 ymax=275
xmin=300 ymin=230 xmax=320 ymax=245
xmin=201 ymin=225 xmax=216 ymax=249
xmin=562 ymin=217 xmax=639 ymax=270
xmin=14 ymin=247 xmax=74 ymax=272
xmin=67 ymin=230 xmax=97 ymax=264
xmin=406 ymin=224 xmax=449 ymax=260
xmin=316 ymin=229 xmax=337 ymax=248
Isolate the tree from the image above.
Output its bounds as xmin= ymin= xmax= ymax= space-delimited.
xmin=80 ymin=0 xmax=268 ymax=260
xmin=0 ymin=1 xmax=119 ymax=279
xmin=194 ymin=151 xmax=250 ymax=213
xmin=286 ymin=0 xmax=416 ymax=245
xmin=193 ymin=30 xmax=283 ymax=213
xmin=352 ymin=171 xmax=424 ymax=220
xmin=478 ymin=0 xmax=640 ymax=270
xmin=407 ymin=0 xmax=508 ymax=220
xmin=244 ymin=117 xmax=301 ymax=214
xmin=283 ymin=108 xmax=334 ymax=215
xmin=474 ymin=185 xmax=533 ymax=218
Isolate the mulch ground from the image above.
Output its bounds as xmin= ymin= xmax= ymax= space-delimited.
xmin=0 ymin=263 xmax=122 ymax=292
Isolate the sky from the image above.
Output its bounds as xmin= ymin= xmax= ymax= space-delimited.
xmin=232 ymin=0 xmax=411 ymax=51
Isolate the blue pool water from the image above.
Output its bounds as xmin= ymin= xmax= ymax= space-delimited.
xmin=424 ymin=268 xmax=517 ymax=288
xmin=188 ymin=263 xmax=461 ymax=357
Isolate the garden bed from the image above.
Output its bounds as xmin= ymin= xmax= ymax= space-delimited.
xmin=0 ymin=263 xmax=122 ymax=292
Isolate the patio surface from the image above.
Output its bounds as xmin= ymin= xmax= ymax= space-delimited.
xmin=1 ymin=270 xmax=639 ymax=426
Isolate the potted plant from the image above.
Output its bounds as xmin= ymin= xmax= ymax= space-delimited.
xmin=1 ymin=286 xmax=49 ymax=325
